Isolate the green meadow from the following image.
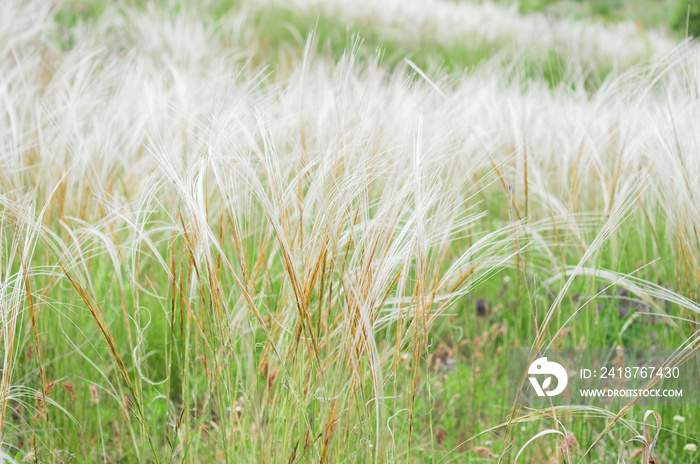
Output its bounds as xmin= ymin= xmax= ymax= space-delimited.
xmin=1 ymin=0 xmax=699 ymax=462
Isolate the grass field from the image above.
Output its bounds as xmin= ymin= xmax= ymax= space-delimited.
xmin=1 ymin=0 xmax=700 ymax=462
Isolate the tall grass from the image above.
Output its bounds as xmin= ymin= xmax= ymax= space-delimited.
xmin=0 ymin=0 xmax=699 ymax=462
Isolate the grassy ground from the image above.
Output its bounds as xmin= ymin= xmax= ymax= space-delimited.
xmin=500 ymin=0 xmax=677 ymax=29
xmin=1 ymin=0 xmax=700 ymax=463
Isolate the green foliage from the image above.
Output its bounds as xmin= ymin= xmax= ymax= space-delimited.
xmin=517 ymin=0 xmax=558 ymax=14
xmin=516 ymin=0 xmax=664 ymax=25
xmin=673 ymin=0 xmax=700 ymax=37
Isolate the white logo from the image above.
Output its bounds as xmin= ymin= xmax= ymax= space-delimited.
xmin=528 ymin=357 xmax=568 ymax=397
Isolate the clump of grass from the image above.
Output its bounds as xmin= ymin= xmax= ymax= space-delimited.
xmin=0 ymin=0 xmax=699 ymax=462
xmin=673 ymin=0 xmax=700 ymax=37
